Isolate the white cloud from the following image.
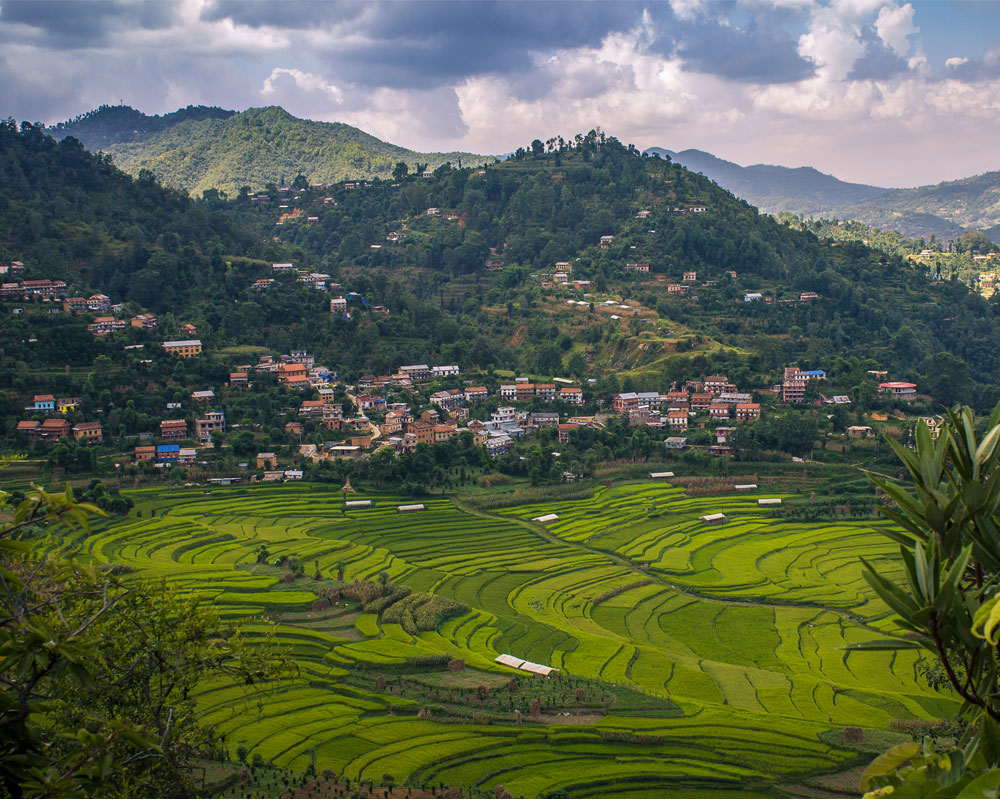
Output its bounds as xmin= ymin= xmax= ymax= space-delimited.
xmin=875 ymin=2 xmax=917 ymax=56
xmin=262 ymin=67 xmax=343 ymax=103
xmin=945 ymin=56 xmax=969 ymax=68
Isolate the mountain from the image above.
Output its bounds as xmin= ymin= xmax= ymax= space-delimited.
xmin=646 ymin=147 xmax=886 ymax=212
xmin=48 ymin=105 xmax=491 ymax=197
xmin=648 ymin=146 xmax=998 ymax=242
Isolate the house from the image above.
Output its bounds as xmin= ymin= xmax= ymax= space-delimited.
xmin=285 ymin=421 xmax=305 ymax=436
xmin=177 ymin=448 xmax=197 ymax=466
xmin=735 ymin=403 xmax=761 ymax=422
xmin=277 ymin=363 xmax=308 ymax=387
xmin=557 ymin=423 xmax=580 ymax=444
xmin=156 ymin=444 xmax=180 ymax=463
xmin=195 ymin=411 xmax=225 ymax=443
xmin=500 ymin=384 xmax=517 ymax=401
xmin=191 ymin=390 xmax=215 ymax=405
xmin=666 ymin=283 xmax=688 ymax=295
xmin=783 ymin=367 xmax=809 ymax=403
xmin=229 ymin=371 xmax=249 ymax=388
xmin=625 ymin=262 xmax=650 ymax=273
xmin=431 ymin=365 xmax=460 ymax=378
xmin=37 ymin=418 xmax=71 ymax=441
xmin=257 ymin=452 xmax=277 ymax=469
xmin=56 ymin=398 xmax=80 ymax=414
xmin=86 ymin=294 xmax=111 ymax=312
xmin=709 ymin=402 xmax=730 ymax=420
xmin=16 ymin=420 xmax=39 ymax=437
xmin=32 ymin=394 xmax=55 ymax=412
xmin=163 ymin=339 xmax=202 ymax=358
xmin=744 ymin=292 xmax=763 ymax=302
xmin=535 ymin=383 xmax=557 ymax=402
xmin=708 ymin=444 xmax=734 ymax=456
xmin=299 ymin=399 xmax=326 ymax=418
xmin=613 ymin=392 xmax=640 ymax=413
xmin=599 ymin=235 xmax=615 ymax=248
xmin=664 ymin=436 xmax=687 ymax=450
xmin=691 ymin=392 xmax=712 ymax=411
xmin=879 ymin=382 xmax=917 ymax=401
xmin=847 ymin=425 xmax=874 ymax=439
xmin=426 ymin=207 xmax=441 ymax=216
xmin=666 ymin=410 xmax=688 ymax=430
xmin=683 ymin=271 xmax=697 ymax=282
xmin=799 ymin=291 xmax=819 ymax=302
xmin=179 ymin=323 xmax=197 ymax=336
xmin=400 ymin=364 xmax=431 ymax=381
xmin=252 ymin=278 xmax=275 ymax=290
xmin=465 ymin=386 xmax=488 ymax=403
xmin=272 ymin=262 xmax=294 ymax=272
xmin=131 ymin=313 xmax=157 ymax=329
xmin=62 ymin=297 xmax=87 ymax=314
xmin=71 ymin=421 xmax=103 ymax=443
xmin=558 ymin=387 xmax=583 ymax=405
xmin=134 ymin=445 xmax=156 ymax=462
xmin=918 ymin=415 xmax=945 ymax=440
xmin=160 ymin=419 xmax=188 ymax=441
xmin=88 ymin=316 xmax=126 ymax=335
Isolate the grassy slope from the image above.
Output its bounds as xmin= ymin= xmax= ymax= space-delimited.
xmin=95 ymin=107 xmax=492 ymax=195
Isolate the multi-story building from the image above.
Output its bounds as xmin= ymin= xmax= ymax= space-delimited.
xmin=163 ymin=339 xmax=202 ymax=358
xmin=195 ymin=411 xmax=225 ymax=444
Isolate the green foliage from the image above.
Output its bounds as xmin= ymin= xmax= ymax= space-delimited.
xmin=54 ymin=106 xmax=489 ymax=196
xmin=854 ymin=405 xmax=1000 ymax=793
xmin=0 ymin=485 xmax=291 ymax=797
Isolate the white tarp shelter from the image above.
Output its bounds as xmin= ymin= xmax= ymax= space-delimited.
xmin=758 ymin=498 xmax=782 ymax=505
xmin=398 ymin=504 xmax=426 ymax=512
xmin=345 ymin=500 xmax=372 ymax=509
xmin=650 ymin=471 xmax=675 ymax=479
xmin=532 ymin=514 xmax=559 ymax=523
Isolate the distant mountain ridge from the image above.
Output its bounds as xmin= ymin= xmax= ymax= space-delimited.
xmin=48 ymin=105 xmax=491 ymax=196
xmin=646 ymin=146 xmax=998 ymax=243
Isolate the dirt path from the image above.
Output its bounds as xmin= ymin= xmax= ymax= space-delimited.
xmin=509 ymin=324 xmax=526 ymax=347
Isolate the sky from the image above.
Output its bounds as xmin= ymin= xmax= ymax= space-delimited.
xmin=0 ymin=0 xmax=998 ymax=187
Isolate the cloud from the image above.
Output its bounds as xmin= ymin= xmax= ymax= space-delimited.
xmin=675 ymin=18 xmax=815 ymax=83
xmin=0 ymin=0 xmax=997 ymax=186
xmin=0 ymin=0 xmax=176 ymax=46
xmin=945 ymin=47 xmax=1000 ymax=81
xmin=874 ymin=1 xmax=916 ymax=56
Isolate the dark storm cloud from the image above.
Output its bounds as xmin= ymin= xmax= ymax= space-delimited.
xmin=672 ymin=19 xmax=815 ymax=84
xmin=0 ymin=0 xmax=176 ymax=46
xmin=204 ymin=0 xmax=649 ymax=90
xmin=202 ymin=0 xmax=816 ymax=90
xmin=847 ymin=26 xmax=909 ymax=81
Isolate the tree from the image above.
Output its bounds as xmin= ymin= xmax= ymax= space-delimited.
xmin=855 ymin=406 xmax=1000 ymax=795
xmin=392 ymin=162 xmax=409 ymax=181
xmin=0 ymin=486 xmax=291 ymax=797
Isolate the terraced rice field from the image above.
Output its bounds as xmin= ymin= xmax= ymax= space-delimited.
xmin=47 ymin=482 xmax=954 ymax=797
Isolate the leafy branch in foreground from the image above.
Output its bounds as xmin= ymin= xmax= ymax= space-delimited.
xmin=853 ymin=405 xmax=1000 ymax=796
xmin=0 ymin=486 xmax=293 ymax=797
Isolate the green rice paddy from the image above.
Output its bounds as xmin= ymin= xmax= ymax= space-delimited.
xmin=46 ymin=481 xmax=952 ymax=797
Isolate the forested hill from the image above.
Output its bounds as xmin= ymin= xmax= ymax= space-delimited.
xmin=48 ymin=105 xmax=491 ymax=197
xmin=0 ymin=119 xmax=263 ymax=310
xmin=3 ymin=122 xmax=1000 ymax=411
xmin=46 ymin=104 xmax=236 ymax=150
xmin=649 ymin=146 xmax=997 ymax=243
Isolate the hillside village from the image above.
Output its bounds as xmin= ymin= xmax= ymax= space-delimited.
xmin=5 ymin=250 xmax=934 ymax=487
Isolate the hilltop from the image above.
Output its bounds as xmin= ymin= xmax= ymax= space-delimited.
xmin=48 ymin=105 xmax=491 ymax=196
xmin=649 ymin=147 xmax=998 ymax=242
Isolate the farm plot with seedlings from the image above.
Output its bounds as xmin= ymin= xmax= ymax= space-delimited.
xmin=37 ymin=481 xmax=948 ymax=797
